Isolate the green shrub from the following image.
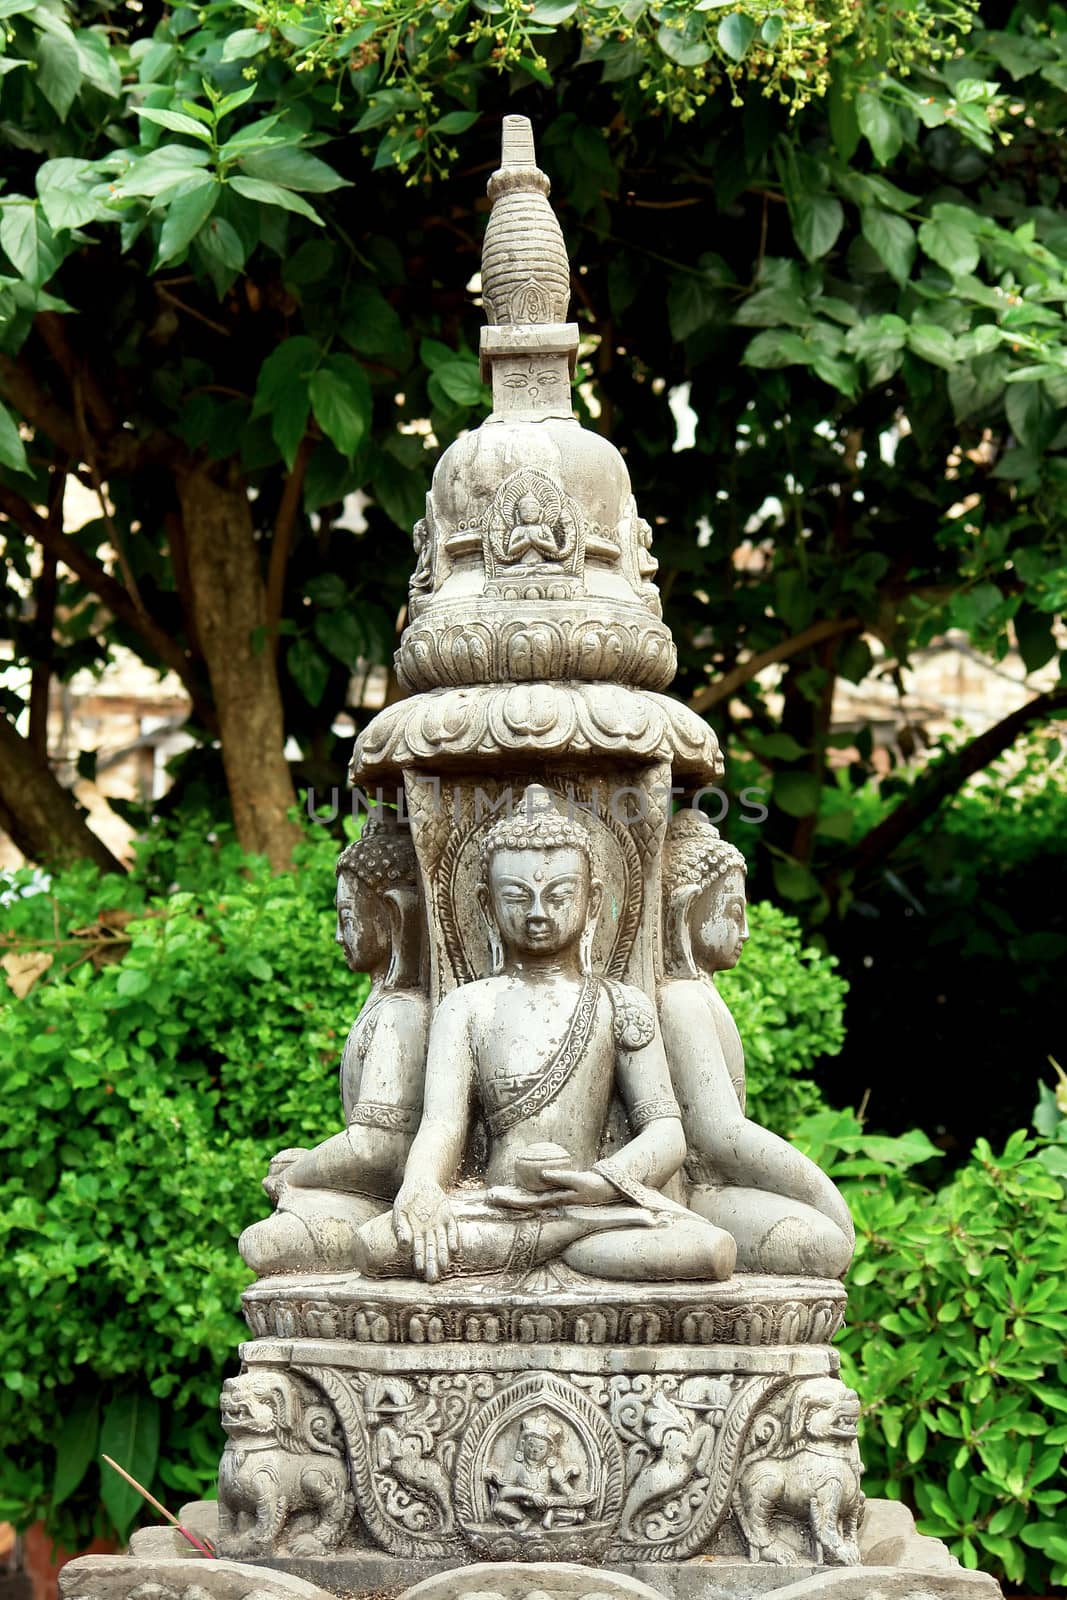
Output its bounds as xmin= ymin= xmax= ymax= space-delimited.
xmin=795 ymin=1108 xmax=1067 ymax=1592
xmin=0 ymin=820 xmax=844 ymax=1545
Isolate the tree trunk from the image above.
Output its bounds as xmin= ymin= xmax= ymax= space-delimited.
xmin=174 ymin=459 xmax=301 ymax=871
xmin=0 ymin=714 xmax=124 ymax=874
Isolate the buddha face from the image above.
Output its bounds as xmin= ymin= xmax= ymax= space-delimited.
xmin=691 ymin=867 xmax=749 ymax=973
xmin=485 ymin=846 xmax=595 ymax=960
xmin=336 ymin=873 xmax=389 ymax=974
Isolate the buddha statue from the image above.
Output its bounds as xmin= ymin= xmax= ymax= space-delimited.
xmin=355 ymin=787 xmax=736 ymax=1285
xmin=658 ymin=811 xmax=854 ymax=1278
xmin=239 ymin=813 xmax=429 ymax=1276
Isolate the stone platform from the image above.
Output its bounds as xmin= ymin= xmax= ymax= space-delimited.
xmin=239 ymin=1270 xmax=847 ymax=1348
xmin=59 ymin=1500 xmax=1004 ymax=1600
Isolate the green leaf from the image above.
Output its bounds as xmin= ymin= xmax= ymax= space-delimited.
xmin=221 ymin=27 xmax=271 ymax=61
xmin=742 ymin=329 xmax=813 ymax=368
xmin=36 ymin=22 xmax=82 ymax=120
xmin=529 ymin=0 xmax=578 ymax=18
xmin=199 ymin=214 xmax=246 ymax=271
xmin=906 ymin=1416 xmax=929 ymax=1464
xmin=216 ymin=84 xmax=257 ymax=120
xmin=53 ymin=1391 xmax=99 ymax=1508
xmin=658 ymin=20 xmax=712 ymax=67
xmin=114 ymin=146 xmax=212 ymax=199
xmin=253 ymin=337 xmax=316 ymax=468
xmin=907 ymin=322 xmax=958 ymax=370
xmin=828 ymin=68 xmax=860 ymax=161
xmin=0 ymin=399 xmax=29 ymax=474
xmin=229 ymin=176 xmax=323 ymax=224
xmin=861 ymin=209 xmax=915 ymax=285
xmin=1006 ymin=382 xmax=1058 ymax=452
xmin=856 ymin=93 xmax=903 ymax=164
xmin=314 ymin=607 xmax=365 ymax=665
xmin=717 ymin=12 xmax=755 ymax=60
xmin=1015 ymin=606 xmax=1057 ymax=674
xmin=341 ymin=284 xmax=406 ymax=358
xmin=136 ymin=107 xmax=213 ymax=142
xmin=790 ymin=192 xmax=844 ymax=264
xmin=240 ymin=145 xmax=349 ymax=194
xmin=772 ymin=858 xmax=821 ymax=901
xmin=774 ymin=771 xmax=821 ymax=818
xmin=761 ymin=15 xmax=783 ymax=45
xmin=157 ymin=180 xmax=217 ymax=265
xmin=36 ymin=158 xmax=102 ymax=230
xmin=99 ymin=1389 xmax=160 ymax=1538
xmin=116 ymin=967 xmax=151 ymax=998
xmin=287 ymin=637 xmax=330 ymax=706
xmin=0 ymin=203 xmax=59 ymax=286
xmin=669 ymin=271 xmax=724 ymax=340
xmin=919 ymin=213 xmax=981 ymax=276
xmin=74 ymin=28 xmax=120 ymax=96
xmin=432 ymin=111 xmax=480 ymax=134
xmin=431 ymin=359 xmax=484 ymax=406
xmin=735 ymin=258 xmax=812 ymax=328
xmin=309 ymin=355 xmax=372 ymax=459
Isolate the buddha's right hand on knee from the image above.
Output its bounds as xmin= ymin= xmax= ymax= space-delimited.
xmin=393 ymin=1178 xmax=460 ymax=1283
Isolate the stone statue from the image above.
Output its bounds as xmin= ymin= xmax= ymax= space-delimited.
xmin=239 ymin=812 xmax=428 ymax=1275
xmin=659 ymin=811 xmax=854 ymax=1277
xmin=210 ymin=114 xmax=916 ymax=1591
xmin=355 ymin=786 xmax=737 ymax=1284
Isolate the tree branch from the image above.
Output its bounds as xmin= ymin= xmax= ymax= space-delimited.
xmin=266 ymin=438 xmax=309 ymax=654
xmin=689 ymin=617 xmax=863 ymax=714
xmin=27 ymin=462 xmax=65 ymax=756
xmin=842 ymin=684 xmax=1067 ymax=886
xmin=0 ymin=484 xmax=218 ymax=735
xmin=0 ymin=712 xmax=125 ymax=874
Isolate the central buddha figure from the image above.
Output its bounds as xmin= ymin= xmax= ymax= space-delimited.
xmin=356 ymin=786 xmax=736 ymax=1285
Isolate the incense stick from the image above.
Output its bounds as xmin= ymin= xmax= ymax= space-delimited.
xmin=101 ymin=1456 xmax=217 ymax=1558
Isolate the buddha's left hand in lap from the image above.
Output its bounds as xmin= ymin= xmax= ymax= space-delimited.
xmin=490 ymin=1168 xmax=617 ymax=1208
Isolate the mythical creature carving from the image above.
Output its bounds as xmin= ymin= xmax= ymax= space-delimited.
xmin=217 ymin=1372 xmax=353 ymax=1558
xmin=732 ymin=1377 xmax=864 ymax=1567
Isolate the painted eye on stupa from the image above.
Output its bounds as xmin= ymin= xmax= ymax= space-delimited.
xmin=505 ymin=373 xmax=530 ymax=388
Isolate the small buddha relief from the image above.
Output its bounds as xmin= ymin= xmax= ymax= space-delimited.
xmin=484 ymin=467 xmax=585 ymax=596
xmin=454 ymin=1372 xmax=625 ymax=1558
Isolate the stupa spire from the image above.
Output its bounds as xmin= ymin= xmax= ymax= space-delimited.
xmin=478 ymin=114 xmax=579 ymax=405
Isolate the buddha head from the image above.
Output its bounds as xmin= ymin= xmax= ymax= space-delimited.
xmin=662 ymin=811 xmax=748 ymax=979
xmin=477 ymin=785 xmax=601 ymax=974
xmin=515 ymin=1411 xmax=563 ymax=1466
xmin=335 ymin=811 xmax=421 ymax=988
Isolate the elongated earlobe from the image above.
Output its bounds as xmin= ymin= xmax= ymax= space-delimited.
xmin=477 ymin=883 xmax=504 ymax=976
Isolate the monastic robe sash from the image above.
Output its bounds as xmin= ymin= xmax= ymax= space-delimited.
xmin=483 ymin=976 xmax=599 ymax=1137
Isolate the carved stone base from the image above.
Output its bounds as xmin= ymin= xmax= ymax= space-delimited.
xmin=219 ymin=1315 xmax=863 ymax=1567
xmin=58 ymin=1503 xmax=1004 ymax=1600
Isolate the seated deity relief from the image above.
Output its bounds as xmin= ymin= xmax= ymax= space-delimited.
xmin=239 ymin=813 xmax=428 ymax=1278
xmin=659 ymin=812 xmax=854 ymax=1279
xmin=240 ymin=792 xmax=852 ymax=1288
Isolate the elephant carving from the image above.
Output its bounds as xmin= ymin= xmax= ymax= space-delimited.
xmin=733 ymin=1377 xmax=864 ymax=1566
xmin=217 ymin=1370 xmax=353 ymax=1557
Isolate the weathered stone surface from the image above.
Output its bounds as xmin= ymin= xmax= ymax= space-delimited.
xmin=57 ymin=1554 xmax=336 ymax=1600
xmin=398 ymin=1561 xmax=670 ymax=1600
xmin=80 ymin=1502 xmax=998 ymax=1600
xmin=241 ymin=1270 xmax=847 ymax=1346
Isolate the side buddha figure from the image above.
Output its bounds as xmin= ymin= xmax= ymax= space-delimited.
xmin=658 ymin=811 xmax=854 ymax=1278
xmin=240 ymin=812 xmax=429 ymax=1276
xmin=355 ymin=786 xmax=736 ymax=1285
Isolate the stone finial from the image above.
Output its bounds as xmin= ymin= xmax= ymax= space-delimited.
xmin=482 ymin=115 xmax=570 ymax=327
